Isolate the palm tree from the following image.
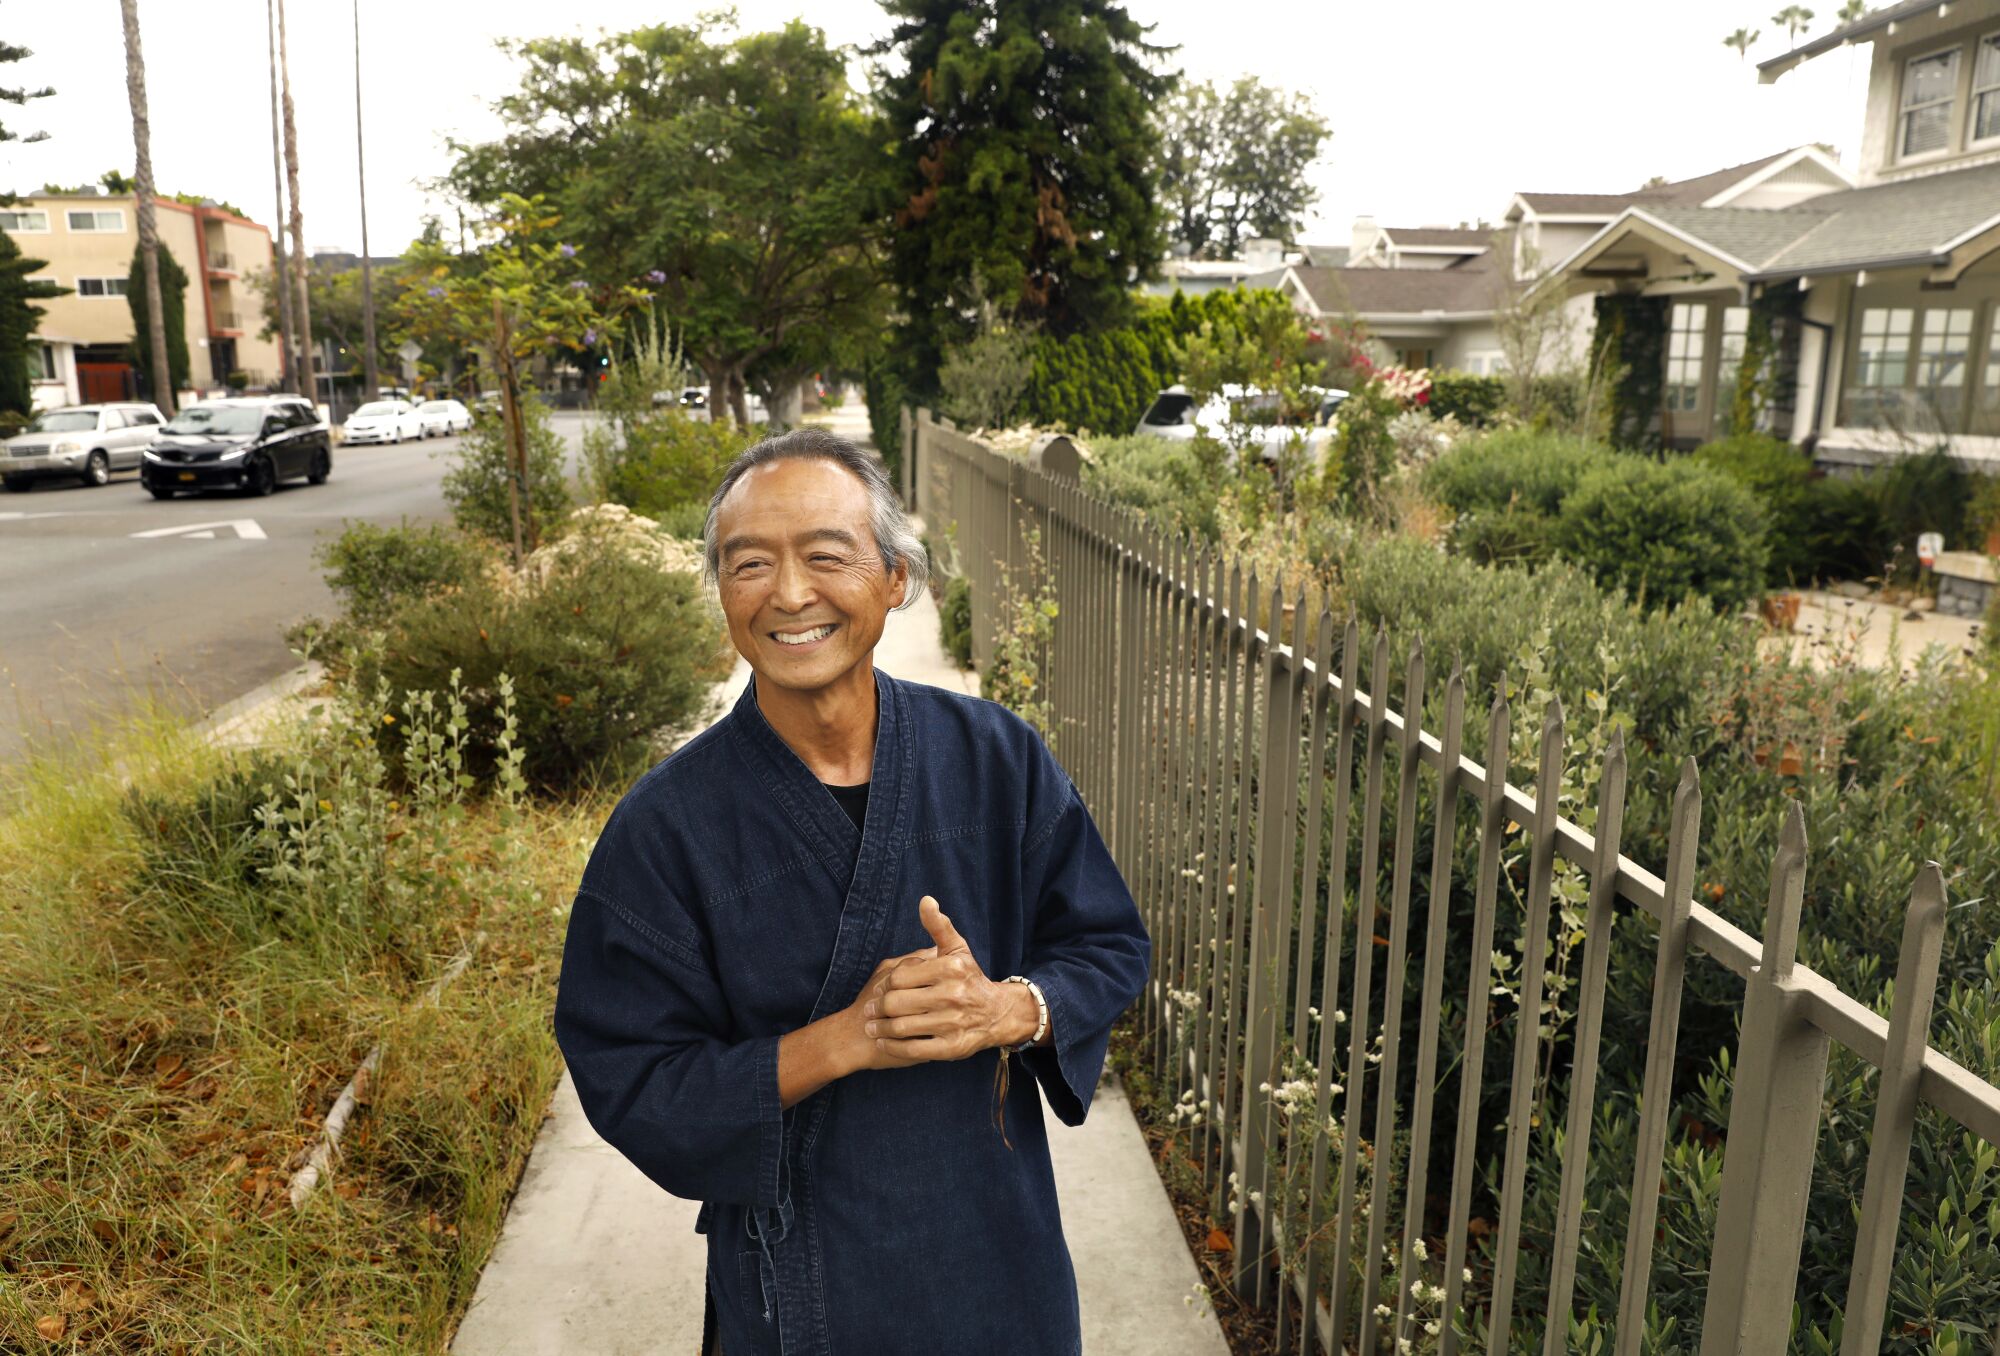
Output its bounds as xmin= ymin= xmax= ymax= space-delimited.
xmin=276 ymin=0 xmax=317 ymax=411
xmin=1724 ymin=26 xmax=1760 ymax=60
xmin=119 ymin=0 xmax=174 ymax=416
xmin=1838 ymin=0 xmax=1867 ymax=23
xmin=1772 ymin=5 xmax=1816 ymax=45
xmin=265 ymin=0 xmax=295 ymax=393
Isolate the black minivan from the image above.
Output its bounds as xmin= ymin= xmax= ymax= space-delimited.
xmin=141 ymin=396 xmax=331 ymax=499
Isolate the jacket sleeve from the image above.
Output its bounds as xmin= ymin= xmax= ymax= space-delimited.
xmin=1016 ymin=758 xmax=1151 ymax=1126
xmin=553 ymin=794 xmax=787 ymax=1211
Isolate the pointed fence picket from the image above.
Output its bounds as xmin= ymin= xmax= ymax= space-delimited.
xmin=905 ymin=410 xmax=2000 ymax=1355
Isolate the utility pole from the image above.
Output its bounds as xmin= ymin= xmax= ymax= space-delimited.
xmin=119 ymin=0 xmax=175 ymax=416
xmin=276 ymin=0 xmax=318 ymax=414
xmin=265 ymin=0 xmax=295 ymax=393
xmin=353 ymin=0 xmax=379 ymax=400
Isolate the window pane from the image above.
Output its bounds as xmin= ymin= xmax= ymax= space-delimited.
xmin=1906 ymin=49 xmax=1960 ymax=107
xmin=1977 ymin=34 xmax=2000 ymax=89
xmin=1666 ymin=303 xmax=1708 ymax=413
xmin=1720 ymin=306 xmax=1750 ymax=367
xmin=1977 ymin=89 xmax=2000 ymax=144
xmin=1977 ymin=312 xmax=2000 ymax=436
xmin=1904 ymin=103 xmax=1951 ymax=154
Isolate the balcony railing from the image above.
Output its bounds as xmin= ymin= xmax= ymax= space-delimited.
xmin=205 ymin=250 xmax=238 ymax=274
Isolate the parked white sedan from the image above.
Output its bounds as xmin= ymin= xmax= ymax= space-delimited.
xmin=416 ymin=399 xmax=472 ymax=437
xmin=342 ymin=399 xmax=425 ymax=445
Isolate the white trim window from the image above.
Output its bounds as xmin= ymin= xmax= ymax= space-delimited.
xmin=36 ymin=344 xmax=57 ymax=381
xmin=1973 ymin=33 xmax=2000 ymax=147
xmin=65 ymin=209 xmax=125 ymax=233
xmin=1665 ymin=302 xmax=1708 ymax=415
xmin=1900 ymin=46 xmax=1961 ymax=159
xmin=1915 ymin=306 xmax=1975 ymax=418
xmin=1978 ymin=310 xmax=2000 ymax=435
xmin=1847 ymin=305 xmax=1914 ymax=427
xmin=0 ymin=209 xmax=49 ymax=232
xmin=75 ymin=277 xmax=129 ymax=298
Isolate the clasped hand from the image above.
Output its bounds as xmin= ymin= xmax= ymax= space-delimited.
xmin=847 ymin=895 xmax=1018 ymax=1070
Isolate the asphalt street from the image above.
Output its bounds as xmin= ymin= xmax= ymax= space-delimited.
xmin=0 ymin=413 xmax=596 ymax=769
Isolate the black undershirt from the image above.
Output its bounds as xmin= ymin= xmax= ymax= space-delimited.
xmin=825 ymin=781 xmax=869 ymax=832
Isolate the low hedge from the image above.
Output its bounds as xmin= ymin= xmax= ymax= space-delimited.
xmin=1426 ymin=370 xmax=1508 ymax=427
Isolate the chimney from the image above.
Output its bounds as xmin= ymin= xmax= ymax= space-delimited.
xmin=1242 ymin=237 xmax=1281 ymax=269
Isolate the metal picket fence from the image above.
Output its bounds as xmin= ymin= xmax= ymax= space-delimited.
xmin=902 ymin=408 xmax=2000 ymax=1356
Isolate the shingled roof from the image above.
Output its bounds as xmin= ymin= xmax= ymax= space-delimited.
xmin=1289 ymin=265 xmax=1504 ymax=317
xmin=1603 ymin=160 xmax=2000 ymax=279
xmin=1517 ymin=150 xmax=1799 ymax=217
xmin=1380 ymin=227 xmax=1492 ymax=249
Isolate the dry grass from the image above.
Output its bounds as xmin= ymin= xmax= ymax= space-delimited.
xmin=0 ymin=703 xmax=611 ymax=1352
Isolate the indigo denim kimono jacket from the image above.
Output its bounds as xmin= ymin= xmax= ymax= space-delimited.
xmin=554 ymin=669 xmax=1150 ymax=1356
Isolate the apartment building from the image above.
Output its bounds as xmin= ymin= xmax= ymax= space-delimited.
xmin=0 ymin=192 xmax=282 ymax=410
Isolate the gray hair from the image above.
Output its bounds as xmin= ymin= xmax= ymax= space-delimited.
xmin=702 ymin=427 xmax=929 ymax=612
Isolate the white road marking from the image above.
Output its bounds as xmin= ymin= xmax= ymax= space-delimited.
xmin=0 ymin=511 xmax=67 ymax=520
xmin=129 ymin=519 xmax=268 ymax=541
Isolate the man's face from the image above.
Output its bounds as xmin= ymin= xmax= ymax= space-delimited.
xmin=713 ymin=457 xmax=908 ymax=694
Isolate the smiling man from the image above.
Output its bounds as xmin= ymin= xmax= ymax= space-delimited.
xmin=552 ymin=428 xmax=1150 ymax=1356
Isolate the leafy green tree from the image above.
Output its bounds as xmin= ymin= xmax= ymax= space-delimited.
xmin=0 ymin=230 xmax=64 ymax=415
xmin=872 ymin=0 xmax=1173 ymax=393
xmin=449 ymin=19 xmax=886 ymax=426
xmin=398 ymin=194 xmax=640 ymax=561
xmin=125 ymin=239 xmax=189 ymax=399
xmin=1771 ymin=4 xmax=1814 ymax=44
xmin=1155 ymin=77 xmax=1330 ymax=260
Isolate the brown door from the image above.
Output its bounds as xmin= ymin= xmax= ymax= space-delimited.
xmin=77 ymin=364 xmax=135 ymax=404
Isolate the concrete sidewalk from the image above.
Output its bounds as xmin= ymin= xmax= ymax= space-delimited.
xmin=451 ymin=567 xmax=1228 ymax=1354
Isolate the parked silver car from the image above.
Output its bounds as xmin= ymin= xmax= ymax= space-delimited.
xmin=2 ymin=402 xmax=168 ymax=491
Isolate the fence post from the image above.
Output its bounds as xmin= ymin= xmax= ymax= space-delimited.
xmin=1699 ymin=804 xmax=1831 ymax=1356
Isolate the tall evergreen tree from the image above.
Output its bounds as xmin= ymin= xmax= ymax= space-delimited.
xmin=871 ymin=0 xmax=1173 ymax=392
xmin=125 ymin=240 xmax=189 ymax=399
xmin=0 ymin=231 xmax=65 ymax=415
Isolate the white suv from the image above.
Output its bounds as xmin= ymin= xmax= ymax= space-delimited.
xmin=1134 ymin=383 xmax=1348 ymax=465
xmin=3 ymin=402 xmax=167 ymax=490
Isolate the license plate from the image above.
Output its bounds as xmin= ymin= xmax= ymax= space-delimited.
xmin=177 ymin=471 xmax=196 ymax=482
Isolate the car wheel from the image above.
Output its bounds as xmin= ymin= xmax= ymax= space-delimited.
xmin=80 ymin=450 xmax=111 ymax=487
xmin=307 ymin=448 xmax=330 ymax=485
xmin=147 ymin=485 xmax=175 ymax=500
xmin=246 ymin=455 xmax=277 ymax=497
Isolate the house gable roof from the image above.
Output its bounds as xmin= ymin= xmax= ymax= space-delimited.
xmin=1541 ymin=159 xmax=2000 ymax=284
xmin=1378 ymin=227 xmax=1491 ymax=250
xmin=1286 ymin=264 xmax=1503 ymax=318
xmin=1513 ymin=148 xmax=1838 ymax=220
xmin=1757 ymin=0 xmax=1950 ymax=82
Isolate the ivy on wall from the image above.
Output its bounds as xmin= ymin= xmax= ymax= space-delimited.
xmin=1592 ymin=292 xmax=1669 ymax=451
xmin=1726 ymin=287 xmax=1803 ymax=437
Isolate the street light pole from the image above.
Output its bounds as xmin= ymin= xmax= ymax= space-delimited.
xmin=353 ymin=0 xmax=379 ymax=400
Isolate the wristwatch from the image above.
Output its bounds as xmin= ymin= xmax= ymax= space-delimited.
xmin=1001 ymin=975 xmax=1048 ymax=1053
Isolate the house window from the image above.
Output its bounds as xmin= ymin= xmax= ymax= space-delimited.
xmin=1977 ymin=310 xmax=2000 ymax=435
xmin=1973 ymin=34 xmax=2000 ymax=145
xmin=65 ymin=209 xmax=125 ymax=232
xmin=0 ymin=210 xmax=48 ymax=232
xmin=76 ymin=277 xmax=129 ymax=298
xmin=1901 ymin=48 xmax=1960 ymax=158
xmin=1915 ymin=307 xmax=1975 ymax=419
xmin=1665 ymin=302 xmax=1708 ymax=414
xmin=36 ymin=344 xmax=55 ymax=381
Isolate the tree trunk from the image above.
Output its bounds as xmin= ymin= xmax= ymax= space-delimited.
xmin=265 ymin=0 xmax=295 ymax=393
xmin=492 ymin=299 xmax=527 ymax=566
xmin=277 ymin=0 xmax=317 ymax=415
xmin=352 ymin=0 xmax=378 ymax=401
xmin=120 ymin=0 xmax=175 ymax=417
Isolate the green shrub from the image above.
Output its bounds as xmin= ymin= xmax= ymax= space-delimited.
xmin=1020 ymin=328 xmax=1163 ymax=435
xmin=938 ymin=573 xmax=973 ymax=669
xmin=1552 ymin=456 xmax=1769 ymax=611
xmin=863 ymin=358 xmax=909 ymax=476
xmin=1422 ymin=428 xmax=1604 ymax=519
xmin=651 ymin=500 xmax=709 ymax=540
xmin=938 ymin=327 xmax=1034 ymax=430
xmin=443 ymin=396 xmax=572 ymax=547
xmin=584 ymin=408 xmax=750 ymax=520
xmin=315 ymin=519 xmax=485 ymax=627
xmin=1080 ymin=434 xmax=1224 ymax=538
xmin=361 ymin=534 xmax=728 ymax=790
xmin=1694 ymin=432 xmax=1820 ymax=586
xmin=1874 ymin=447 xmax=1971 ymax=561
xmin=1426 ymin=370 xmax=1507 ymax=427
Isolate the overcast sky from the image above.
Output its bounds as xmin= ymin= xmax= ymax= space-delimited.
xmin=1 ymin=0 xmax=1866 ymax=256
